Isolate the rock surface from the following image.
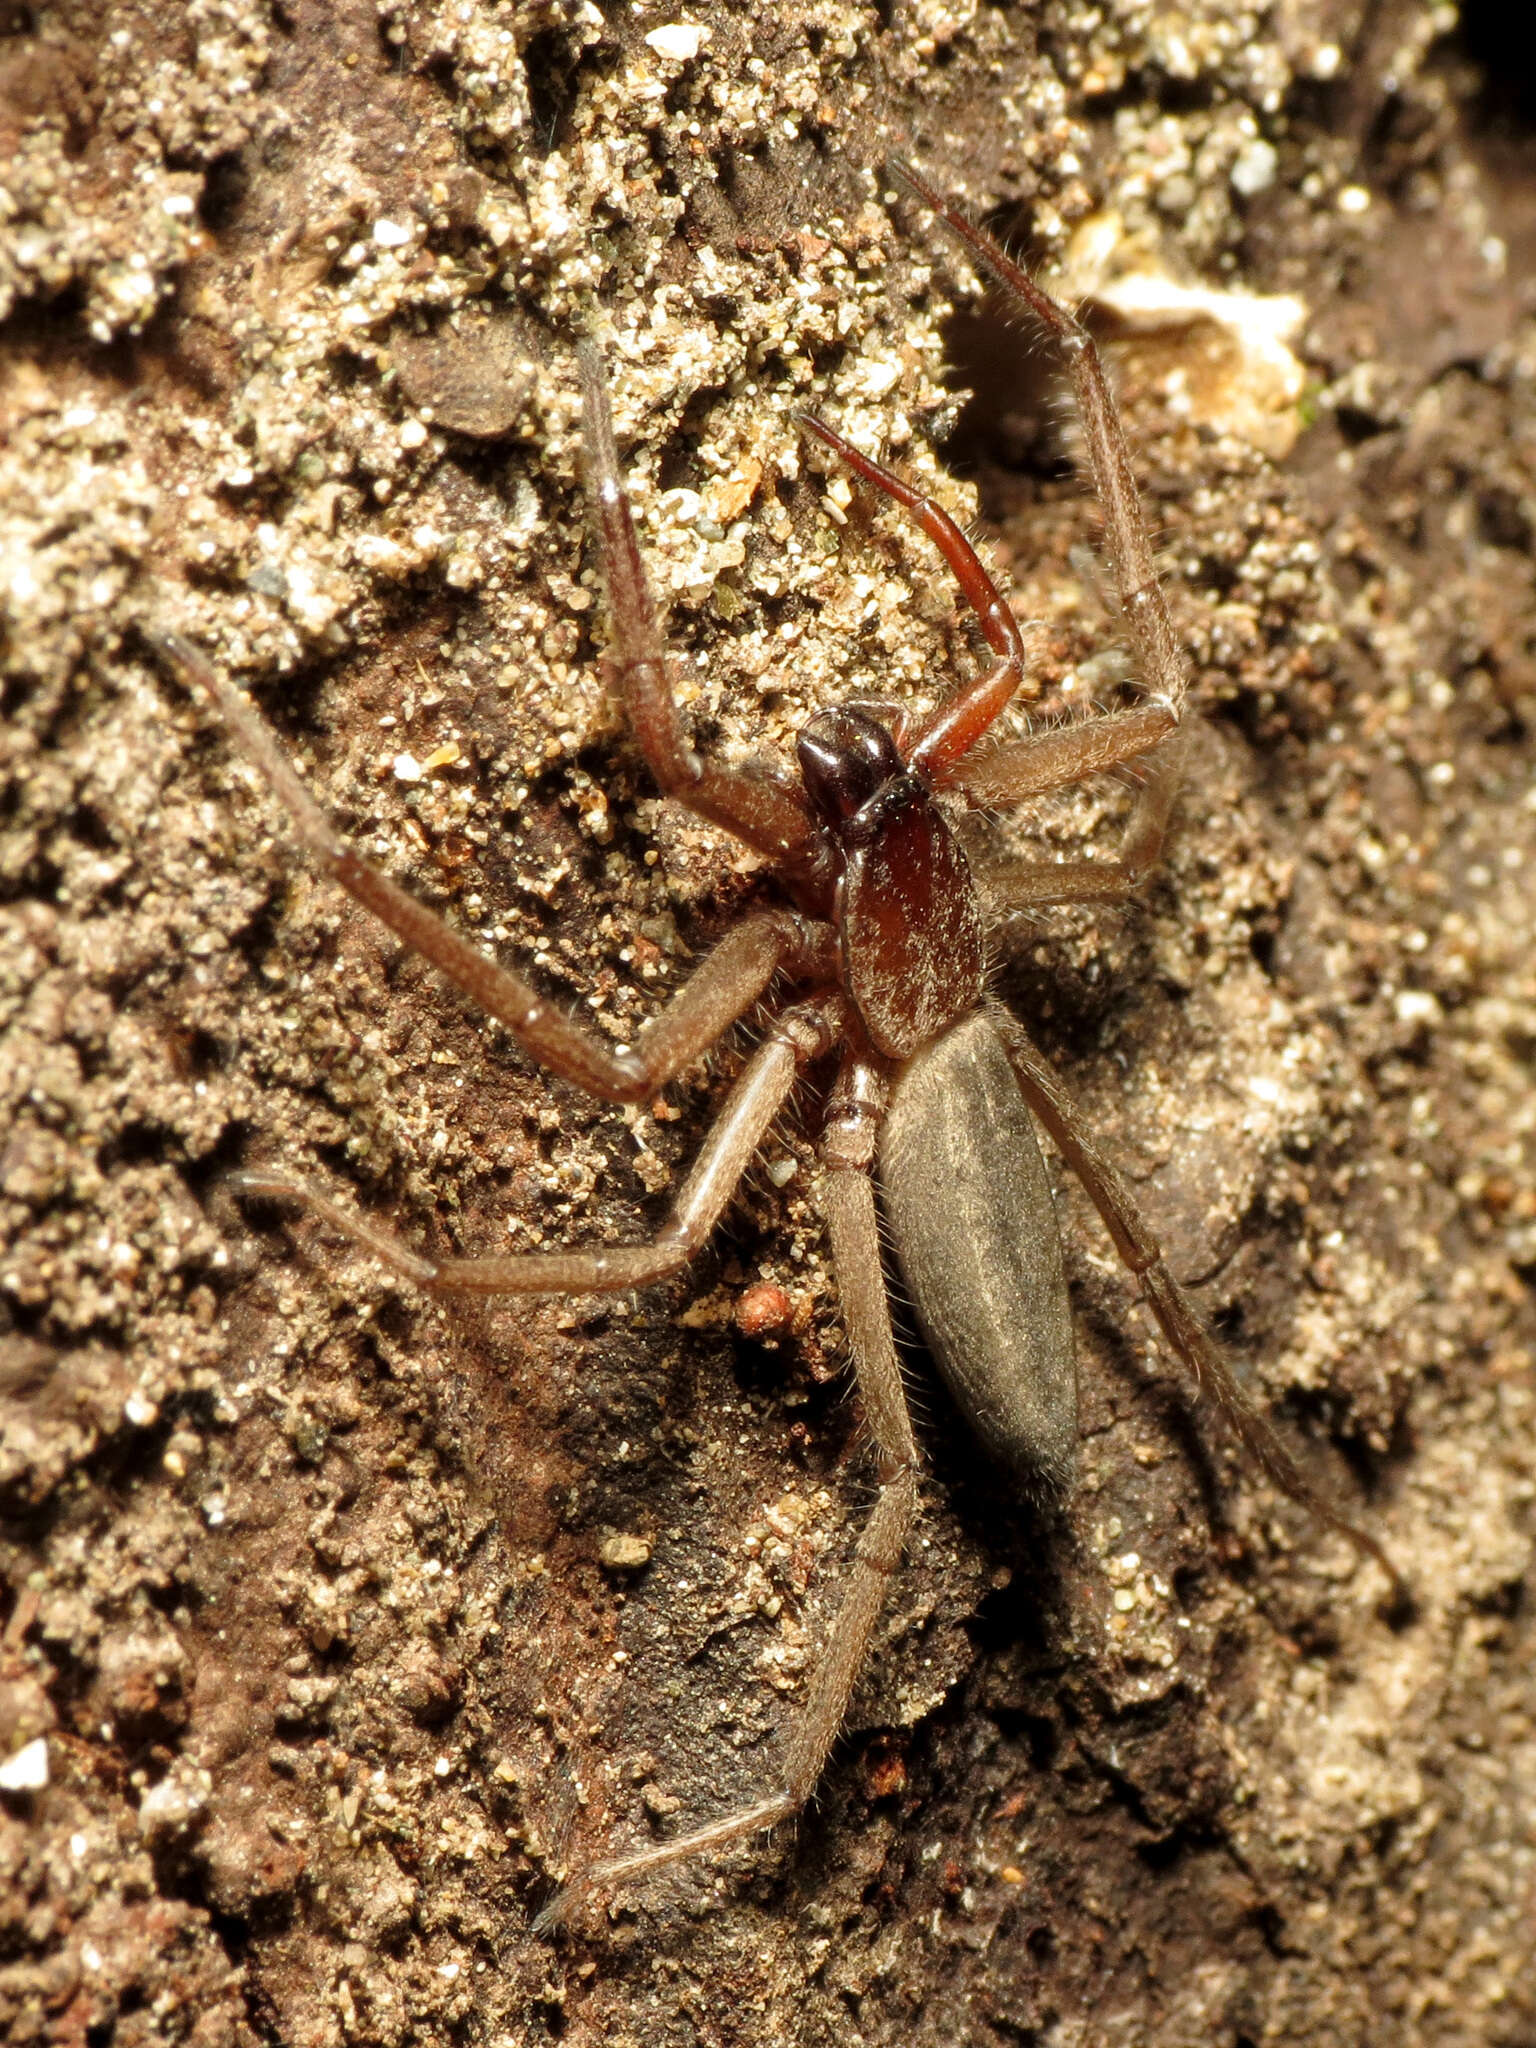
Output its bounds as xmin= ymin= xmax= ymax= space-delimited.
xmin=2 ymin=3 xmax=1534 ymax=2043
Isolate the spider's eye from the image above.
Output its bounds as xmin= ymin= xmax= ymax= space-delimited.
xmin=797 ymin=707 xmax=903 ymax=829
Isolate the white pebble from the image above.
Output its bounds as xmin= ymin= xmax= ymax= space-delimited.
xmin=1230 ymin=140 xmax=1277 ymax=198
xmin=645 ymin=23 xmax=703 ymax=60
xmin=0 ymin=1738 xmax=48 ymax=1792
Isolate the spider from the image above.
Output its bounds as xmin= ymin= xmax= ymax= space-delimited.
xmin=155 ymin=156 xmax=1403 ymax=1918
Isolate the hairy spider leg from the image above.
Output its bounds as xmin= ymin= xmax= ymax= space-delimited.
xmin=231 ymin=998 xmax=841 ymax=1300
xmin=153 ymin=632 xmax=835 ymax=1107
xmin=878 ymin=155 xmax=1187 ymax=881
xmin=798 ymin=407 xmax=1180 ymax=907
xmin=577 ymin=340 xmax=816 ymax=870
xmin=565 ymin=1053 xmax=921 ymax=1902
xmin=855 ymin=160 xmax=1196 ymax=893
xmin=991 ymin=1006 xmax=1408 ymax=1610
xmin=797 ymin=417 xmax=1180 ymax=808
xmin=887 ymin=155 xmax=1187 ymax=730
xmin=975 ymin=726 xmax=1187 ymax=911
xmin=796 ymin=412 xmax=1034 ymax=774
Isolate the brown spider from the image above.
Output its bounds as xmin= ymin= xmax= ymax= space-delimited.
xmin=155 ymin=157 xmax=1403 ymax=1917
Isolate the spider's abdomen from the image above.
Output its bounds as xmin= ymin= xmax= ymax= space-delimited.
xmin=879 ymin=1011 xmax=1078 ymax=1493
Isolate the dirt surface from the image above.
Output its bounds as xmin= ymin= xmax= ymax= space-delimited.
xmin=3 ymin=1 xmax=1535 ymax=2043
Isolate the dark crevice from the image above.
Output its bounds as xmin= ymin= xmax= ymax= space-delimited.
xmin=196 ymin=149 xmax=250 ymax=233
xmin=1457 ymin=0 xmax=1536 ymax=129
xmin=522 ymin=24 xmax=587 ymax=157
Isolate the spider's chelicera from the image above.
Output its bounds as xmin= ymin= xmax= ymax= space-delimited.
xmin=156 ymin=156 xmax=1402 ymax=1918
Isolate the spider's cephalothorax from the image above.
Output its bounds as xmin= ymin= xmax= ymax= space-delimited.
xmin=156 ymin=155 xmax=1402 ymax=1920
xmin=798 ymin=703 xmax=987 ymax=1059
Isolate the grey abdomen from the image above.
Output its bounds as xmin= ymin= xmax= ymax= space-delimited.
xmin=878 ymin=1011 xmax=1078 ymax=1495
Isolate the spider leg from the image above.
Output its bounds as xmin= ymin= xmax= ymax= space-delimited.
xmin=947 ymin=702 xmax=1174 ymax=808
xmin=799 ymin=413 xmax=1033 ymax=775
xmin=979 ymin=860 xmax=1144 ymax=911
xmin=886 ymin=158 xmax=1194 ymax=888
xmin=578 ymin=341 xmax=816 ymax=869
xmin=888 ymin=156 xmax=1189 ymax=732
xmin=990 ymin=1005 xmax=1408 ymax=1608
xmin=975 ymin=725 xmax=1189 ymax=909
xmin=233 ymin=998 xmax=841 ymax=1298
xmin=562 ymin=1056 xmax=920 ymax=1904
xmin=153 ymin=632 xmax=836 ymax=1105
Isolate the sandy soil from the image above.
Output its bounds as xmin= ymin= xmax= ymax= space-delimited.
xmin=2 ymin=1 xmax=1534 ymax=2043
